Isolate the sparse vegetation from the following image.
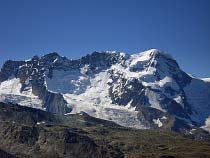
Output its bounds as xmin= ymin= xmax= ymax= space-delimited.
xmin=0 ymin=102 xmax=210 ymax=158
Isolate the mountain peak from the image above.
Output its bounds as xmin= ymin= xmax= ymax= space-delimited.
xmin=128 ymin=49 xmax=178 ymax=77
xmin=139 ymin=49 xmax=174 ymax=60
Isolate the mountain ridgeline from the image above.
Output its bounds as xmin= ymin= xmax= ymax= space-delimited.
xmin=0 ymin=49 xmax=210 ymax=134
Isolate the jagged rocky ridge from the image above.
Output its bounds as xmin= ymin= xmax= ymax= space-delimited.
xmin=0 ymin=49 xmax=210 ymax=133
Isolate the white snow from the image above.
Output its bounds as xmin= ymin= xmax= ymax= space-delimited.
xmin=174 ymin=95 xmax=184 ymax=105
xmin=144 ymin=88 xmax=166 ymax=112
xmin=201 ymin=78 xmax=210 ymax=82
xmin=159 ymin=76 xmax=179 ymax=91
xmin=161 ymin=116 xmax=167 ymax=120
xmin=46 ymin=69 xmax=90 ymax=94
xmin=153 ymin=118 xmax=163 ymax=127
xmin=25 ymin=59 xmax=31 ymax=62
xmin=61 ymin=70 xmax=146 ymax=129
xmin=0 ymin=77 xmax=22 ymax=94
xmin=153 ymin=115 xmax=168 ymax=127
xmin=0 ymin=78 xmax=43 ymax=109
xmin=201 ymin=117 xmax=210 ymax=133
xmin=80 ymin=64 xmax=89 ymax=74
xmin=129 ymin=50 xmax=153 ymax=67
xmin=53 ymin=58 xmax=58 ymax=63
xmin=36 ymin=121 xmax=45 ymax=125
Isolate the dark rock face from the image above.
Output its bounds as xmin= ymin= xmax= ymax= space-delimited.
xmin=137 ymin=106 xmax=165 ymax=128
xmin=0 ymin=60 xmax=24 ymax=82
xmin=108 ymin=71 xmax=145 ymax=106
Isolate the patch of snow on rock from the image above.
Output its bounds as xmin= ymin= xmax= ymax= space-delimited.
xmin=153 ymin=118 xmax=163 ymax=127
xmin=201 ymin=116 xmax=210 ymax=133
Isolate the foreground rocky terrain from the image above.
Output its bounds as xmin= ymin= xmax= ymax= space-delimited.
xmin=0 ymin=102 xmax=210 ymax=158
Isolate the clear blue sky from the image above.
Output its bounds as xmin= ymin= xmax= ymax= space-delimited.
xmin=0 ymin=0 xmax=209 ymax=77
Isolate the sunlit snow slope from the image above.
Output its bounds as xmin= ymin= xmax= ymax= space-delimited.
xmin=0 ymin=78 xmax=42 ymax=109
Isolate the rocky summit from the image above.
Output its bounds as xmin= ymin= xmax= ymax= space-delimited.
xmin=0 ymin=49 xmax=210 ymax=137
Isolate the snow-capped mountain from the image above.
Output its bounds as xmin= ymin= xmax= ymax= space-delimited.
xmin=0 ymin=49 xmax=210 ymax=132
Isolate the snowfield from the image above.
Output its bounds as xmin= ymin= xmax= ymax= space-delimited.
xmin=61 ymin=71 xmax=145 ymax=129
xmin=0 ymin=78 xmax=43 ymax=109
